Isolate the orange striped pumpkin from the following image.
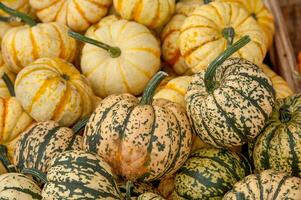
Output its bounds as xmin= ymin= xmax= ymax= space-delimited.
xmin=15 ymin=58 xmax=95 ymax=127
xmin=0 ymin=53 xmax=15 ymax=98
xmin=29 ymin=0 xmax=113 ymax=31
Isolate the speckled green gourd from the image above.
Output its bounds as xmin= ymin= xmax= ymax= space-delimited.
xmin=137 ymin=192 xmax=165 ymax=200
xmin=118 ymin=182 xmax=158 ymax=200
xmin=174 ymin=148 xmax=251 ymax=200
xmin=253 ymin=94 xmax=301 ymax=177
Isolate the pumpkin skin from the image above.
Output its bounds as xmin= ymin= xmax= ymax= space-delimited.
xmin=0 ymin=53 xmax=16 ymax=98
xmin=223 ymin=170 xmax=301 ymax=200
xmin=137 ymin=193 xmax=165 ymax=200
xmin=1 ymin=22 xmax=76 ymax=74
xmin=29 ymin=0 xmax=113 ymax=32
xmin=157 ymin=176 xmax=175 ymax=199
xmin=118 ymin=182 xmax=158 ymax=200
xmin=15 ymin=57 xmax=95 ymax=127
xmin=174 ymin=148 xmax=251 ymax=200
xmin=180 ymin=1 xmax=267 ymax=73
xmin=42 ymin=150 xmax=121 ymax=200
xmin=186 ymin=58 xmax=275 ymax=148
xmin=14 ymin=121 xmax=82 ymax=173
xmin=113 ymin=0 xmax=175 ymax=29
xmin=253 ymin=94 xmax=301 ymax=177
xmin=0 ymin=22 xmax=13 ymax=44
xmin=0 ymin=173 xmax=42 ymax=199
xmin=81 ymin=19 xmax=161 ymax=98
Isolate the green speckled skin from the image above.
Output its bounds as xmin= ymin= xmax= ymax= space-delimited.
xmin=174 ymin=148 xmax=251 ymax=200
xmin=137 ymin=192 xmax=165 ymax=200
xmin=118 ymin=182 xmax=158 ymax=200
xmin=186 ymin=58 xmax=275 ymax=148
xmin=223 ymin=170 xmax=301 ymax=200
xmin=254 ymin=94 xmax=301 ymax=177
xmin=42 ymin=150 xmax=121 ymax=200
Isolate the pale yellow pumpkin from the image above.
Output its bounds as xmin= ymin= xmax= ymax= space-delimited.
xmin=1 ymin=22 xmax=76 ymax=74
xmin=15 ymin=57 xmax=95 ymax=127
xmin=113 ymin=0 xmax=176 ymax=29
xmin=0 ymin=22 xmax=13 ymax=44
xmin=80 ymin=19 xmax=161 ymax=98
xmin=180 ymin=1 xmax=267 ymax=73
xmin=0 ymin=53 xmax=16 ymax=98
xmin=29 ymin=0 xmax=113 ymax=31
xmin=0 ymin=0 xmax=30 ymax=16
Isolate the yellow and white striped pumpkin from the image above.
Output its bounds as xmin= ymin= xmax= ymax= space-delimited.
xmin=1 ymin=22 xmax=76 ymax=74
xmin=81 ymin=19 xmax=161 ymax=98
xmin=15 ymin=58 xmax=95 ymax=127
xmin=0 ymin=53 xmax=15 ymax=98
xmin=113 ymin=0 xmax=176 ymax=29
xmin=0 ymin=22 xmax=13 ymax=44
xmin=0 ymin=0 xmax=30 ymax=16
xmin=180 ymin=1 xmax=267 ymax=73
xmin=29 ymin=0 xmax=113 ymax=31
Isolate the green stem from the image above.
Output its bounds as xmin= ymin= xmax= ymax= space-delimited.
xmin=222 ymin=27 xmax=235 ymax=47
xmin=140 ymin=71 xmax=168 ymax=105
xmin=204 ymin=0 xmax=212 ymax=4
xmin=0 ymin=145 xmax=17 ymax=173
xmin=0 ymin=3 xmax=36 ymax=26
xmin=2 ymin=73 xmax=15 ymax=97
xmin=22 ymin=168 xmax=48 ymax=184
xmin=204 ymin=35 xmax=251 ymax=93
xmin=68 ymin=30 xmax=121 ymax=58
xmin=279 ymin=105 xmax=291 ymax=123
xmin=66 ymin=116 xmax=90 ymax=150
xmin=126 ymin=181 xmax=133 ymax=200
xmin=236 ymin=192 xmax=246 ymax=200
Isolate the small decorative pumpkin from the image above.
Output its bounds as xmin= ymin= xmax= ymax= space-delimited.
xmin=180 ymin=1 xmax=267 ymax=73
xmin=137 ymin=193 xmax=165 ymax=200
xmin=15 ymin=57 xmax=95 ymax=126
xmin=0 ymin=3 xmax=76 ymax=74
xmin=74 ymin=19 xmax=161 ymax=98
xmin=0 ymin=53 xmax=16 ymax=98
xmin=186 ymin=37 xmax=275 ymax=148
xmin=253 ymin=94 xmax=301 ymax=177
xmin=113 ymin=0 xmax=175 ymax=29
xmin=83 ymin=71 xmax=192 ymax=181
xmin=14 ymin=119 xmax=86 ymax=173
xmin=223 ymin=170 xmax=301 ymax=200
xmin=0 ymin=0 xmax=30 ymax=16
xmin=29 ymin=0 xmax=113 ymax=31
xmin=119 ymin=182 xmax=158 ymax=200
xmin=0 ymin=22 xmax=13 ymax=44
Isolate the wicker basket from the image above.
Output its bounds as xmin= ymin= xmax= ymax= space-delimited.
xmin=264 ymin=0 xmax=301 ymax=93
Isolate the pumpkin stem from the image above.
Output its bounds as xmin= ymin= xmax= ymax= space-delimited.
xmin=0 ymin=3 xmax=36 ymax=26
xmin=236 ymin=192 xmax=246 ymax=200
xmin=204 ymin=35 xmax=251 ymax=93
xmin=22 ymin=168 xmax=48 ymax=184
xmin=66 ymin=116 xmax=90 ymax=150
xmin=140 ymin=71 xmax=168 ymax=105
xmin=279 ymin=105 xmax=291 ymax=123
xmin=0 ymin=145 xmax=17 ymax=173
xmin=126 ymin=181 xmax=133 ymax=200
xmin=68 ymin=30 xmax=121 ymax=58
xmin=222 ymin=27 xmax=235 ymax=47
xmin=204 ymin=0 xmax=212 ymax=4
xmin=2 ymin=73 xmax=15 ymax=97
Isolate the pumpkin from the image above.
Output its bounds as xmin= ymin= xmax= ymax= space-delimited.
xmin=174 ymin=147 xmax=251 ymax=199
xmin=0 ymin=53 xmax=16 ymax=98
xmin=253 ymin=94 xmax=301 ymax=177
xmin=186 ymin=37 xmax=275 ymax=148
xmin=223 ymin=170 xmax=301 ymax=200
xmin=0 ymin=173 xmax=42 ymax=199
xmin=29 ymin=0 xmax=113 ymax=32
xmin=113 ymin=0 xmax=175 ymax=29
xmin=75 ymin=19 xmax=161 ymax=98
xmin=83 ymin=71 xmax=192 ymax=181
xmin=14 ymin=119 xmax=85 ymax=173
xmin=138 ymin=193 xmax=165 ymax=200
xmin=179 ymin=1 xmax=267 ymax=73
xmin=0 ymin=0 xmax=30 ymax=16
xmin=15 ymin=57 xmax=95 ymax=126
xmin=0 ymin=22 xmax=13 ymax=44
xmin=157 ymin=176 xmax=175 ymax=199
xmin=119 ymin=182 xmax=158 ymax=200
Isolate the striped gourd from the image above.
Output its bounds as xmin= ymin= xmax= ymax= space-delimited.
xmin=186 ymin=37 xmax=275 ymax=148
xmin=0 ymin=145 xmax=17 ymax=175
xmin=253 ymin=94 xmax=301 ymax=177
xmin=0 ymin=53 xmax=16 ymax=98
xmin=113 ymin=0 xmax=175 ymax=29
xmin=223 ymin=170 xmax=301 ymax=200
xmin=174 ymin=148 xmax=251 ymax=199
xmin=179 ymin=1 xmax=267 ymax=73
xmin=119 ymin=182 xmax=158 ymax=200
xmin=83 ymin=72 xmax=192 ymax=181
xmin=14 ymin=120 xmax=83 ymax=173
xmin=29 ymin=0 xmax=113 ymax=31
xmin=76 ymin=19 xmax=161 ymax=98
xmin=137 ymin=193 xmax=165 ymax=200
xmin=15 ymin=58 xmax=95 ymax=126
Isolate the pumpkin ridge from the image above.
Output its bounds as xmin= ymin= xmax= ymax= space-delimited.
xmin=146 ymin=106 xmax=156 ymax=155
xmin=287 ymin=127 xmax=300 ymax=176
xmin=255 ymin=173 xmax=264 ymax=200
xmin=11 ymin=31 xmax=23 ymax=71
xmin=29 ymin=29 xmax=39 ymax=60
xmin=51 ymin=23 xmax=66 ymax=59
xmin=71 ymin=0 xmax=90 ymax=24
xmin=52 ymin=82 xmax=70 ymax=121
xmin=3 ymin=186 xmax=42 ymax=199
xmin=271 ymin=175 xmax=290 ymax=200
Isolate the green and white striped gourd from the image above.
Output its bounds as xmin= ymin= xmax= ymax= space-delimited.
xmin=14 ymin=119 xmax=85 ymax=173
xmin=174 ymin=147 xmax=251 ymax=199
xmin=253 ymin=94 xmax=301 ymax=177
xmin=223 ymin=170 xmax=301 ymax=200
xmin=186 ymin=36 xmax=275 ymax=148
xmin=137 ymin=193 xmax=165 ymax=200
xmin=119 ymin=182 xmax=158 ymax=200
xmin=0 ymin=145 xmax=17 ymax=175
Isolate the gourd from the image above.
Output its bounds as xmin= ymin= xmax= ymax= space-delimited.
xmin=83 ymin=71 xmax=192 ymax=181
xmin=14 ymin=119 xmax=86 ymax=173
xmin=253 ymin=94 xmax=301 ymax=177
xmin=0 ymin=0 xmax=30 ymax=16
xmin=157 ymin=176 xmax=175 ymax=199
xmin=15 ymin=57 xmax=95 ymax=126
xmin=180 ymin=1 xmax=267 ymax=73
xmin=137 ymin=193 xmax=165 ymax=200
xmin=74 ymin=19 xmax=161 ymax=98
xmin=174 ymin=147 xmax=251 ymax=200
xmin=29 ymin=0 xmax=113 ymax=31
xmin=0 ymin=145 xmax=17 ymax=174
xmin=113 ymin=0 xmax=176 ymax=29
xmin=186 ymin=36 xmax=275 ymax=148
xmin=0 ymin=22 xmax=13 ymax=44
xmin=119 ymin=182 xmax=158 ymax=200
xmin=0 ymin=3 xmax=76 ymax=74
xmin=223 ymin=170 xmax=301 ymax=200
xmin=0 ymin=53 xmax=16 ymax=98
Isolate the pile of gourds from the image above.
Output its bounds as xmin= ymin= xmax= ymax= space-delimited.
xmin=0 ymin=0 xmax=300 ymax=199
